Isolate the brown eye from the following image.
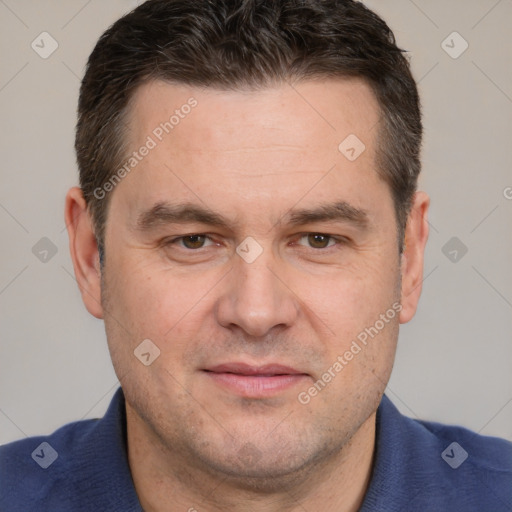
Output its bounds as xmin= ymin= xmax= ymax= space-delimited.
xmin=181 ymin=235 xmax=207 ymax=249
xmin=307 ymin=234 xmax=333 ymax=249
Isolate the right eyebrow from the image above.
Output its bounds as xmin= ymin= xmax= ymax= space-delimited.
xmin=133 ymin=202 xmax=234 ymax=232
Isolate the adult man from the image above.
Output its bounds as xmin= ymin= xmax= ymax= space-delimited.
xmin=1 ymin=0 xmax=511 ymax=510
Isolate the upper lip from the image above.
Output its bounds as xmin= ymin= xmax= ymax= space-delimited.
xmin=204 ymin=363 xmax=306 ymax=376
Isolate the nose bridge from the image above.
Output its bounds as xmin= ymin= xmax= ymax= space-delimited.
xmin=239 ymin=256 xmax=278 ymax=306
xmin=216 ymin=243 xmax=298 ymax=336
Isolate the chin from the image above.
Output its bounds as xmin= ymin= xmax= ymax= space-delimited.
xmin=186 ymin=428 xmax=339 ymax=493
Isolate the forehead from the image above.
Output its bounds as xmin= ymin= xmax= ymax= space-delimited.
xmin=112 ymin=78 xmax=387 ymax=226
xmin=126 ymin=77 xmax=380 ymax=154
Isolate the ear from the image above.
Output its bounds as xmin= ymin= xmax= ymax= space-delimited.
xmin=64 ymin=187 xmax=104 ymax=319
xmin=399 ymin=191 xmax=430 ymax=324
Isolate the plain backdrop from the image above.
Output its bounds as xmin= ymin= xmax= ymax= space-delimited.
xmin=1 ymin=0 xmax=511 ymax=445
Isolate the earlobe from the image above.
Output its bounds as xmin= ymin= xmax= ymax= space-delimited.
xmin=64 ymin=187 xmax=104 ymax=319
xmin=399 ymin=191 xmax=430 ymax=324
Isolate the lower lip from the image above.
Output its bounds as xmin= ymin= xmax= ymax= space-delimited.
xmin=204 ymin=371 xmax=309 ymax=398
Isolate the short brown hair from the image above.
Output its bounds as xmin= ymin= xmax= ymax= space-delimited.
xmin=76 ymin=0 xmax=422 ymax=256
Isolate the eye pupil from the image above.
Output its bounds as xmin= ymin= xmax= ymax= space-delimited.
xmin=308 ymin=234 xmax=329 ymax=248
xmin=183 ymin=235 xmax=205 ymax=249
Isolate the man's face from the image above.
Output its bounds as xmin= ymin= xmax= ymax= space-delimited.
xmin=100 ymin=78 xmax=403 ymax=479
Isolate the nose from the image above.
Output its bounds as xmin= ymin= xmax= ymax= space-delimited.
xmin=215 ymin=248 xmax=299 ymax=338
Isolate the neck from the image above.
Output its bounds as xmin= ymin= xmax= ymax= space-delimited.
xmin=126 ymin=405 xmax=376 ymax=512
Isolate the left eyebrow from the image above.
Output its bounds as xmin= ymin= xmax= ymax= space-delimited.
xmin=284 ymin=201 xmax=371 ymax=230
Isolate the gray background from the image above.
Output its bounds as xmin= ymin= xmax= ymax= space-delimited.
xmin=1 ymin=0 xmax=511 ymax=445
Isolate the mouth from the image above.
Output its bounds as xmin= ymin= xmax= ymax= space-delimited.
xmin=202 ymin=363 xmax=310 ymax=398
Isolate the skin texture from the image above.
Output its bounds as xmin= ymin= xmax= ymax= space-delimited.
xmin=65 ymin=78 xmax=429 ymax=511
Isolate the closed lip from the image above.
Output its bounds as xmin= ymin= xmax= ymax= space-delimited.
xmin=203 ymin=362 xmax=310 ymax=398
xmin=203 ymin=362 xmax=308 ymax=376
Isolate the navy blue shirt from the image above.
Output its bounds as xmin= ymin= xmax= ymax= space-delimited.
xmin=1 ymin=389 xmax=511 ymax=511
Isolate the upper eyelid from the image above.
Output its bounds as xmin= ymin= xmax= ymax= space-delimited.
xmin=165 ymin=232 xmax=345 ymax=241
xmin=294 ymin=234 xmax=345 ymax=247
xmin=168 ymin=234 xmax=215 ymax=246
xmin=166 ymin=231 xmax=340 ymax=238
xmin=295 ymin=232 xmax=346 ymax=241
xmin=165 ymin=235 xmax=346 ymax=253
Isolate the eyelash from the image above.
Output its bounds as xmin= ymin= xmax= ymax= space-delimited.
xmin=166 ymin=234 xmax=216 ymax=250
xmin=163 ymin=233 xmax=347 ymax=251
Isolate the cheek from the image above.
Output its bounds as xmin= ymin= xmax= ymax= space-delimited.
xmin=102 ymin=264 xmax=214 ymax=403
xmin=292 ymin=256 xmax=400 ymax=335
xmin=107 ymin=261 xmax=223 ymax=346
